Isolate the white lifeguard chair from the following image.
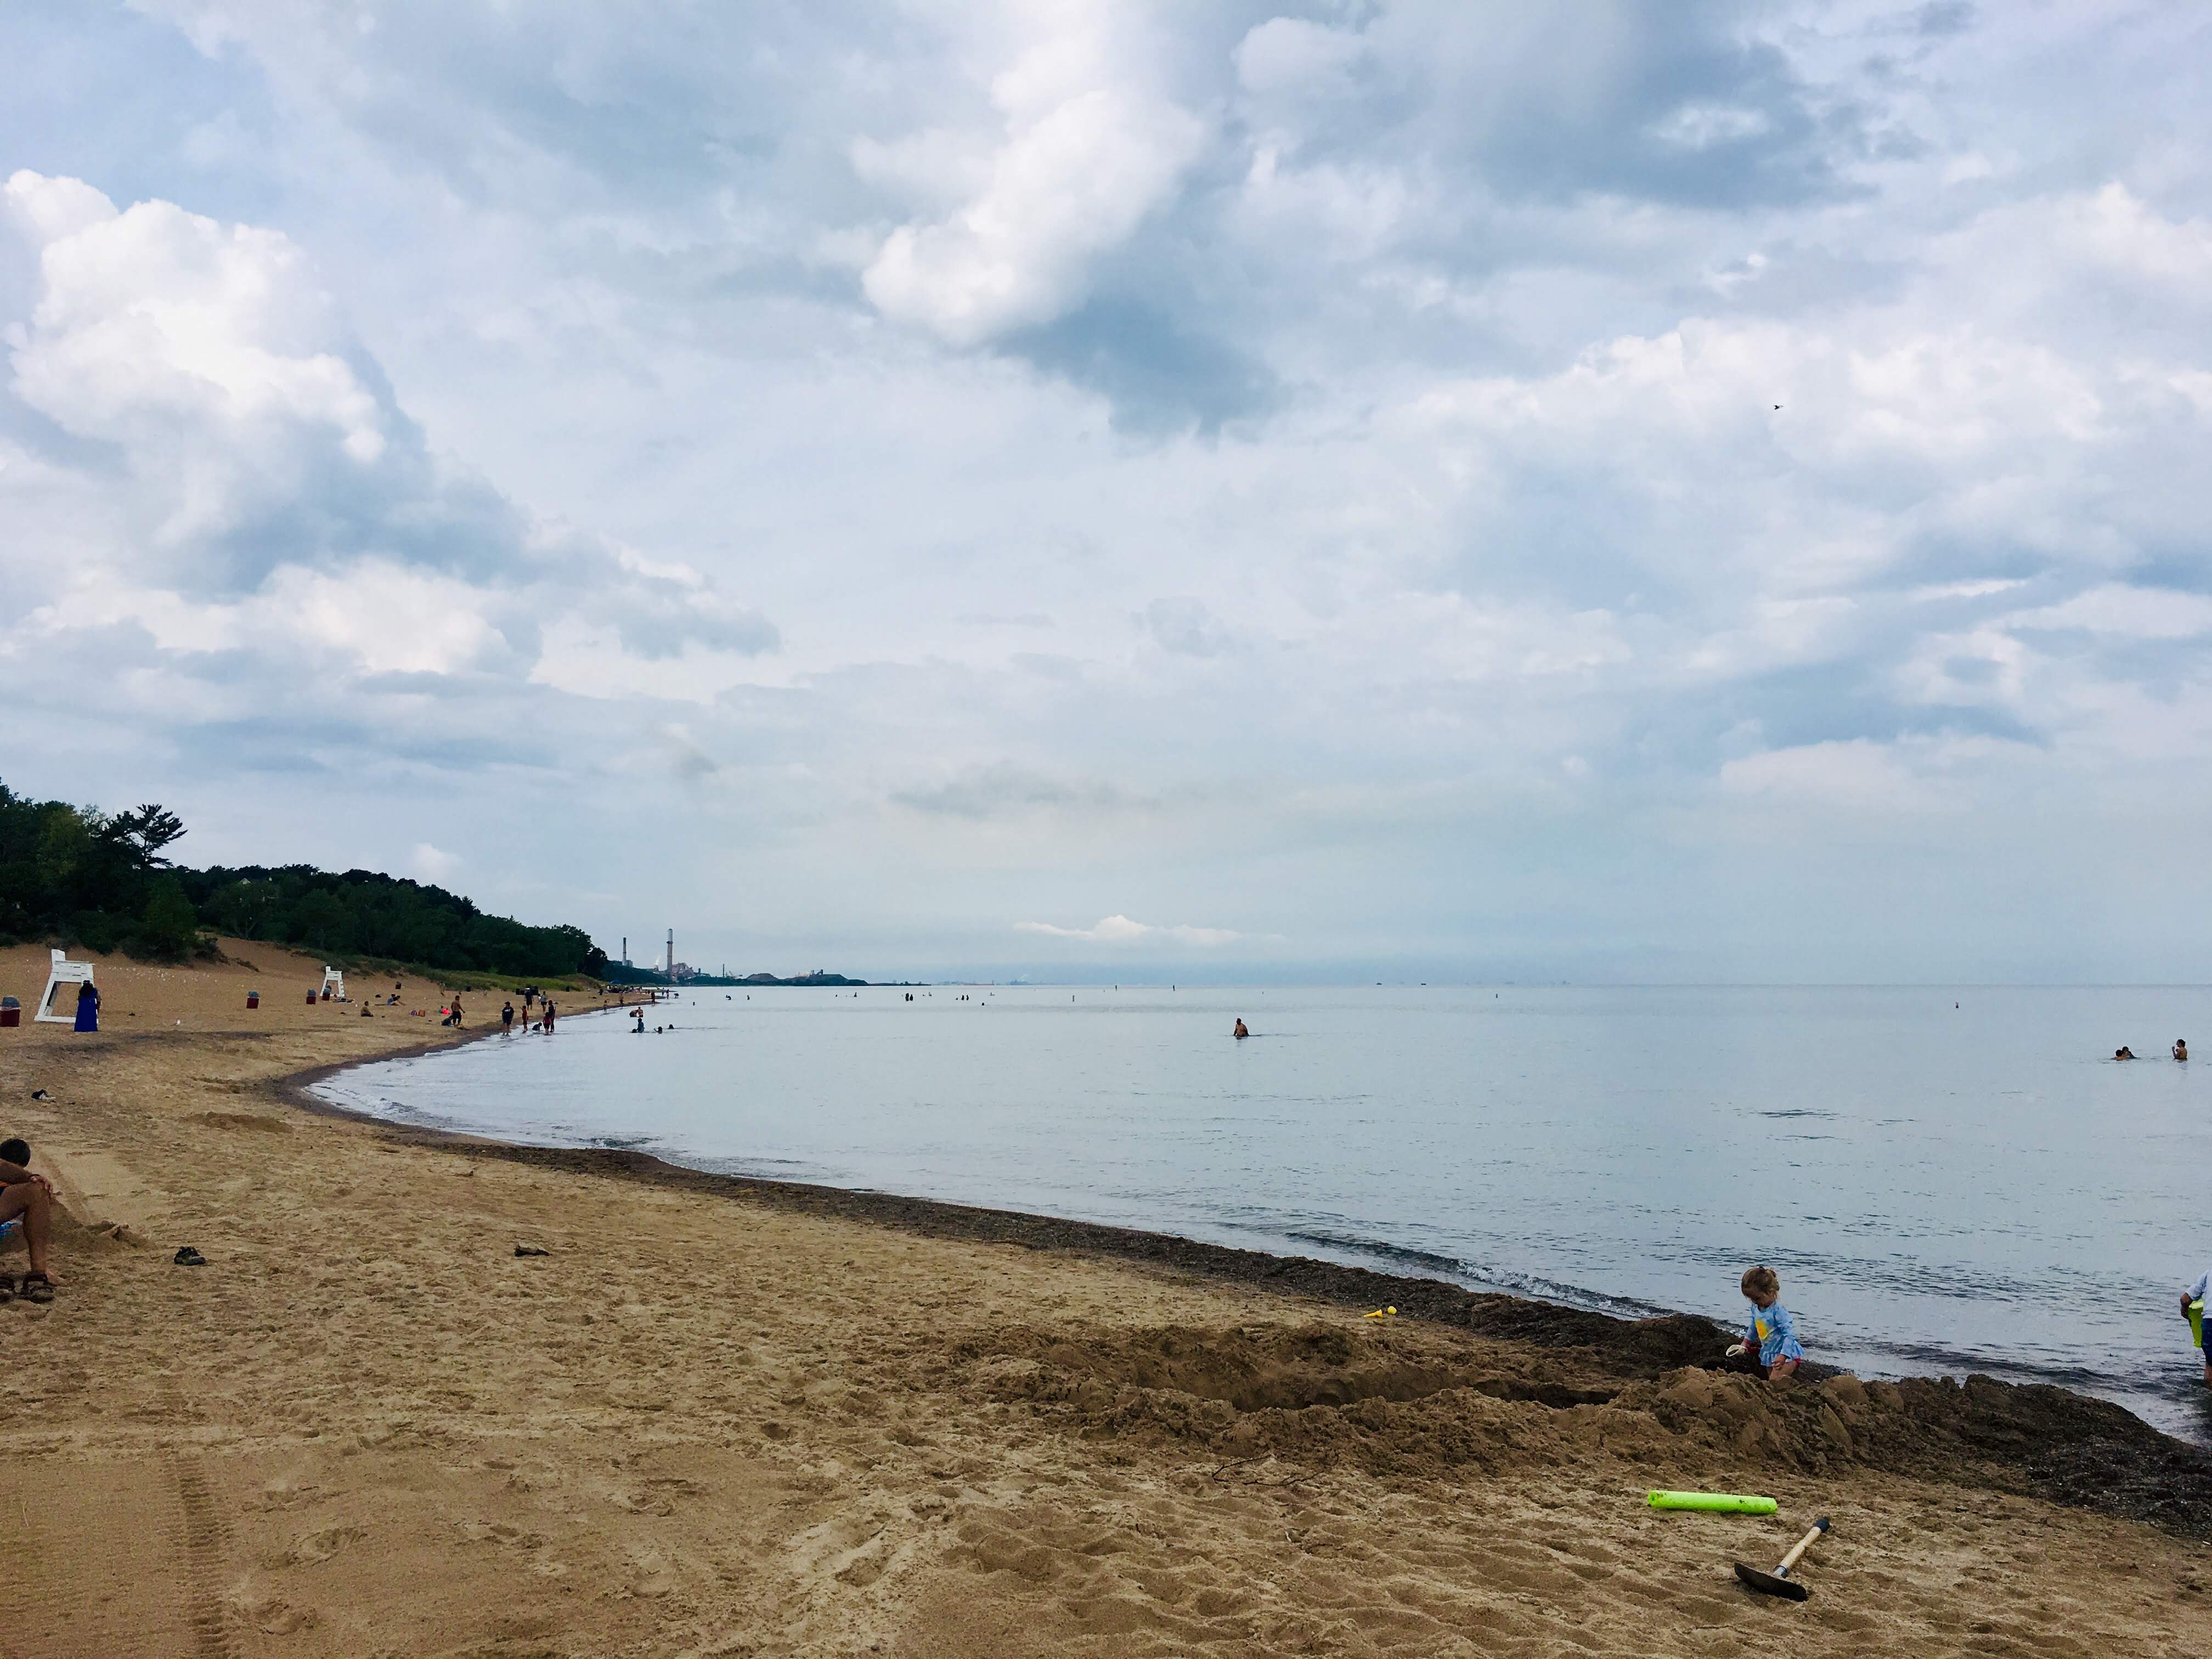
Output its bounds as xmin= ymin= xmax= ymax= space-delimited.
xmin=35 ymin=949 xmax=94 ymax=1024
xmin=319 ymin=966 xmax=346 ymax=1002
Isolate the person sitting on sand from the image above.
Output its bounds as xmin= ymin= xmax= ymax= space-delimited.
xmin=0 ymin=1138 xmax=58 ymax=1304
xmin=2176 ymin=1039 xmax=2190 ymax=1062
xmin=1725 ymin=1266 xmax=1803 ymax=1380
xmin=2115 ymin=1047 xmax=2136 ymax=1060
xmin=1233 ymin=1019 xmax=1249 ymax=1039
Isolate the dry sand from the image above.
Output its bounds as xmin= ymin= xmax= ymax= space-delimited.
xmin=3 ymin=940 xmax=2209 ymax=1658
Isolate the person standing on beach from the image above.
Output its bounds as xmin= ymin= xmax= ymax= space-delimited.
xmin=71 ymin=981 xmax=99 ymax=1033
xmin=501 ymin=1000 xmax=515 ymax=1036
xmin=2183 ymin=1268 xmax=2212 ymax=1387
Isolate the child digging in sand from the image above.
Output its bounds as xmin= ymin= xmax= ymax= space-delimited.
xmin=1725 ymin=1265 xmax=1803 ymax=1380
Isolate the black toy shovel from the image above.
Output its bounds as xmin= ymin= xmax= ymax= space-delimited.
xmin=1734 ymin=1516 xmax=1830 ymax=1600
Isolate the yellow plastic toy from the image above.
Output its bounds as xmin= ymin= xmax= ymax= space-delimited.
xmin=1363 ymin=1306 xmax=1397 ymax=1318
xmin=2189 ymin=1298 xmax=2204 ymax=1350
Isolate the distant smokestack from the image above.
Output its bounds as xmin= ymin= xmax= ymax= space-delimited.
xmin=622 ymin=936 xmax=628 ymax=966
xmin=667 ymin=928 xmax=674 ymax=979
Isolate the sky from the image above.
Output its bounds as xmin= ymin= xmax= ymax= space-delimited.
xmin=3 ymin=1 xmax=2210 ymax=984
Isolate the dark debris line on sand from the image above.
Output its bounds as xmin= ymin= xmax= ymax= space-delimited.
xmin=279 ymin=1077 xmax=2212 ymax=1540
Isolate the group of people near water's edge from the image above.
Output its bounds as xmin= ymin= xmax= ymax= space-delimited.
xmin=496 ymin=990 xmax=556 ymax=1034
xmin=407 ymin=986 xmax=565 ymax=1033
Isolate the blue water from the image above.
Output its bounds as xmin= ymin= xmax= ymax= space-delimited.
xmin=310 ymin=985 xmax=2212 ymax=1442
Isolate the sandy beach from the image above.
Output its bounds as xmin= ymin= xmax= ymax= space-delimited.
xmin=4 ymin=942 xmax=2210 ymax=1657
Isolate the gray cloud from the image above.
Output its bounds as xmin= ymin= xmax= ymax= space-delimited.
xmin=893 ymin=765 xmax=1136 ymax=821
xmin=1141 ymin=596 xmax=1232 ymax=658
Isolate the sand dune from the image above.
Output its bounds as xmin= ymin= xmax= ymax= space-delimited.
xmin=2 ymin=942 xmax=2207 ymax=1656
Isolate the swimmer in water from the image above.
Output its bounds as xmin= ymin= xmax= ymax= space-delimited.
xmin=2177 ymin=1039 xmax=2190 ymax=1062
xmin=2115 ymin=1046 xmax=2136 ymax=1060
xmin=1233 ymin=1019 xmax=1249 ymax=1039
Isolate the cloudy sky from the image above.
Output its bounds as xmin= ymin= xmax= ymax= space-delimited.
xmin=3 ymin=2 xmax=2208 ymax=983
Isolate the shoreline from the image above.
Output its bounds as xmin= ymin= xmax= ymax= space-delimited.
xmin=10 ymin=943 xmax=2212 ymax=1652
xmin=278 ymin=1031 xmax=2212 ymax=1539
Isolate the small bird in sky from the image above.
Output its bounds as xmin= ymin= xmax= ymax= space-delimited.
xmin=1773 ymin=403 xmax=1783 ymax=410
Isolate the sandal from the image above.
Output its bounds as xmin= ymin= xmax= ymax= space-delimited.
xmin=0 ymin=1274 xmax=14 ymax=1304
xmin=173 ymin=1246 xmax=206 ymax=1267
xmin=17 ymin=1272 xmax=52 ymax=1304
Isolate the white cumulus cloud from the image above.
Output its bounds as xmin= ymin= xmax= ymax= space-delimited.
xmin=860 ymin=7 xmax=1206 ymax=346
xmin=410 ymin=842 xmax=460 ymax=881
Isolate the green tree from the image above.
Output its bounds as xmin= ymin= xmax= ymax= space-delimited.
xmin=2 ymin=776 xmax=607 ymax=975
xmin=288 ymin=888 xmax=346 ymax=952
xmin=35 ymin=804 xmax=92 ymax=894
xmin=139 ymin=874 xmax=201 ymax=961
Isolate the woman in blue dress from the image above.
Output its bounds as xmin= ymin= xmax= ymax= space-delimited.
xmin=72 ymin=982 xmax=99 ymax=1033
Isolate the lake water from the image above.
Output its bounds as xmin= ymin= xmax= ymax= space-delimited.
xmin=310 ymin=985 xmax=2212 ymax=1442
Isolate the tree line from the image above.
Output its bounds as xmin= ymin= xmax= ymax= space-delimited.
xmin=0 ymin=778 xmax=608 ymax=979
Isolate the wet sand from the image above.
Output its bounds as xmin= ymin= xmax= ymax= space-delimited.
xmin=4 ymin=940 xmax=2210 ymax=1656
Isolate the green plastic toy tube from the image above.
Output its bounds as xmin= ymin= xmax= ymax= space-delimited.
xmin=1647 ymin=1490 xmax=1778 ymax=1515
xmin=2189 ymin=1299 xmax=2204 ymax=1351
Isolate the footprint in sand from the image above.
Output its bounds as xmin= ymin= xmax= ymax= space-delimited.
xmin=284 ymin=1523 xmax=365 ymax=1566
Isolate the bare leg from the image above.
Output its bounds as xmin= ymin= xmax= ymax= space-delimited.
xmin=0 ymin=1183 xmax=53 ymax=1280
xmin=1767 ymin=1357 xmax=1800 ymax=1381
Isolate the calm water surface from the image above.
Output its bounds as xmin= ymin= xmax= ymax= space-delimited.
xmin=312 ymin=986 xmax=2212 ymax=1441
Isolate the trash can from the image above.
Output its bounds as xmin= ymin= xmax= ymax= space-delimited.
xmin=246 ymin=990 xmax=260 ymax=1009
xmin=0 ymin=997 xmax=18 ymax=1029
xmin=306 ymin=990 xmax=319 ymax=1005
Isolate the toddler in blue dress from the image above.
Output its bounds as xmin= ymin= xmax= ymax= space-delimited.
xmin=1727 ymin=1265 xmax=1805 ymax=1380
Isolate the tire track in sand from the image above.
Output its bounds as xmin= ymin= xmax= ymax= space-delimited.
xmin=171 ymin=1459 xmax=239 ymax=1659
xmin=153 ymin=1365 xmax=239 ymax=1659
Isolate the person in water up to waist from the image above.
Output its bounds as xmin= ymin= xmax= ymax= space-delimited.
xmin=2176 ymin=1039 xmax=2190 ymax=1062
xmin=1233 ymin=1019 xmax=1249 ymax=1039
xmin=1725 ymin=1265 xmax=1804 ymax=1380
